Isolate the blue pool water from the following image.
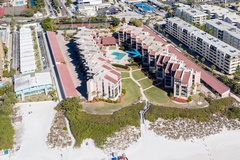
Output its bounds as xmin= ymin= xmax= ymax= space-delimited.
xmin=111 ymin=52 xmax=126 ymax=60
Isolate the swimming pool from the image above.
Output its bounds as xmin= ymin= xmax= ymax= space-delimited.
xmin=111 ymin=52 xmax=126 ymax=60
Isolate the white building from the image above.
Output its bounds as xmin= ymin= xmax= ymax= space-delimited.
xmin=19 ymin=28 xmax=36 ymax=74
xmin=73 ymin=28 xmax=122 ymax=101
xmin=200 ymin=4 xmax=240 ymax=29
xmin=14 ymin=72 xmax=53 ymax=101
xmin=176 ymin=5 xmax=208 ymax=25
xmin=205 ymin=19 xmax=240 ymax=50
xmin=166 ymin=17 xmax=240 ymax=74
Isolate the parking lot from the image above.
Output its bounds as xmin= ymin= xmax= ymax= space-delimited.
xmin=12 ymin=31 xmax=20 ymax=73
xmin=37 ymin=31 xmax=50 ymax=71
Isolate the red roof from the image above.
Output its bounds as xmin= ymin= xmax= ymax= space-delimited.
xmin=182 ymin=72 xmax=191 ymax=84
xmin=110 ymin=70 xmax=121 ymax=77
xmin=46 ymin=31 xmax=65 ymax=62
xmin=171 ymin=63 xmax=179 ymax=72
xmin=143 ymin=45 xmax=149 ymax=49
xmin=174 ymin=70 xmax=183 ymax=79
xmin=101 ymin=50 xmax=107 ymax=54
xmin=156 ymin=55 xmax=164 ymax=66
xmin=168 ymin=46 xmax=229 ymax=94
xmin=57 ymin=64 xmax=78 ymax=97
xmin=102 ymin=64 xmax=112 ymax=70
xmin=0 ymin=8 xmax=5 ymax=17
xmin=165 ymin=63 xmax=172 ymax=74
xmin=163 ymin=56 xmax=170 ymax=63
xmin=102 ymin=36 xmax=116 ymax=45
xmin=132 ymin=34 xmax=136 ymax=38
xmin=104 ymin=75 xmax=118 ymax=84
xmin=47 ymin=31 xmax=78 ymax=97
xmin=149 ymin=51 xmax=156 ymax=56
xmin=98 ymin=57 xmax=106 ymax=61
xmin=137 ymin=39 xmax=142 ymax=43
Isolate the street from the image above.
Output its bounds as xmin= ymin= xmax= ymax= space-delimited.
xmin=37 ymin=31 xmax=50 ymax=71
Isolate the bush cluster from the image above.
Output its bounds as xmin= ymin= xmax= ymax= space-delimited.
xmin=56 ymin=98 xmax=143 ymax=147
xmin=0 ymin=84 xmax=17 ymax=150
xmin=146 ymin=98 xmax=235 ymax=122
xmin=112 ymin=64 xmax=129 ymax=69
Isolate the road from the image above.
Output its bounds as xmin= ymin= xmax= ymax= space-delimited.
xmin=58 ymin=0 xmax=71 ymax=17
xmin=37 ymin=31 xmax=50 ymax=71
xmin=12 ymin=32 xmax=20 ymax=73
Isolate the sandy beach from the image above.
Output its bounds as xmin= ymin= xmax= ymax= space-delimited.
xmin=1 ymin=101 xmax=240 ymax=160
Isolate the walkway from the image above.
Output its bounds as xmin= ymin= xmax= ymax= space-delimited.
xmin=129 ymin=67 xmax=150 ymax=124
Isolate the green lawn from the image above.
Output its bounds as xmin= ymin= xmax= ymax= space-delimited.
xmin=138 ymin=78 xmax=153 ymax=89
xmin=83 ymin=79 xmax=141 ymax=114
xmin=144 ymin=86 xmax=170 ymax=104
xmin=115 ymin=67 xmax=129 ymax=72
xmin=121 ymin=72 xmax=130 ymax=78
xmin=132 ymin=70 xmax=146 ymax=80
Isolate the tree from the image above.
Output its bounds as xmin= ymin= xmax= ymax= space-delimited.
xmin=146 ymin=18 xmax=150 ymax=26
xmin=63 ymin=30 xmax=67 ymax=37
xmin=53 ymin=0 xmax=59 ymax=7
xmin=187 ymin=0 xmax=195 ymax=6
xmin=163 ymin=6 xmax=169 ymax=11
xmin=206 ymin=28 xmax=213 ymax=35
xmin=196 ymin=55 xmax=199 ymax=61
xmin=111 ymin=16 xmax=120 ymax=27
xmin=42 ymin=17 xmax=55 ymax=31
xmin=121 ymin=17 xmax=126 ymax=24
xmin=66 ymin=0 xmax=71 ymax=5
xmin=10 ymin=18 xmax=15 ymax=32
xmin=165 ymin=34 xmax=169 ymax=39
xmin=3 ymin=45 xmax=8 ymax=54
xmin=201 ymin=57 xmax=205 ymax=64
xmin=131 ymin=19 xmax=142 ymax=27
xmin=211 ymin=64 xmax=216 ymax=73
xmin=20 ymin=8 xmax=34 ymax=17
xmin=179 ymin=43 xmax=182 ymax=48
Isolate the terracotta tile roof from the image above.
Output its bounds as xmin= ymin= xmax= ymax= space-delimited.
xmin=98 ymin=57 xmax=106 ymax=61
xmin=163 ymin=56 xmax=170 ymax=64
xmin=156 ymin=55 xmax=164 ymax=66
xmin=100 ymin=50 xmax=107 ymax=54
xmin=137 ymin=39 xmax=142 ymax=43
xmin=171 ymin=63 xmax=179 ymax=72
xmin=102 ymin=36 xmax=116 ymax=45
xmin=126 ymin=30 xmax=131 ymax=34
xmin=46 ymin=31 xmax=65 ymax=62
xmin=132 ymin=34 xmax=136 ymax=38
xmin=143 ymin=45 xmax=149 ymax=49
xmin=182 ymin=72 xmax=191 ymax=84
xmin=119 ymin=28 xmax=124 ymax=31
xmin=149 ymin=51 xmax=156 ymax=56
xmin=104 ymin=75 xmax=118 ymax=84
xmin=110 ymin=70 xmax=121 ymax=77
xmin=102 ymin=64 xmax=112 ymax=70
xmin=97 ymin=43 xmax=102 ymax=47
xmin=0 ymin=8 xmax=5 ymax=17
xmin=174 ymin=70 xmax=183 ymax=79
xmin=165 ymin=63 xmax=172 ymax=74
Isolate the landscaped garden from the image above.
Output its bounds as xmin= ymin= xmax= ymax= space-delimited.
xmin=144 ymin=86 xmax=170 ymax=104
xmin=121 ymin=72 xmax=130 ymax=78
xmin=138 ymin=78 xmax=153 ymax=89
xmin=132 ymin=70 xmax=146 ymax=80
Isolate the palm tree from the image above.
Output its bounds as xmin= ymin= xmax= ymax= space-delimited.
xmin=196 ymin=55 xmax=199 ymax=61
xmin=201 ymin=57 xmax=205 ymax=64
xmin=179 ymin=43 xmax=182 ymax=48
xmin=211 ymin=64 xmax=216 ymax=73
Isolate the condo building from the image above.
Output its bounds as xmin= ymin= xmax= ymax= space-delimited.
xmin=73 ymin=28 xmax=122 ymax=101
xmin=200 ymin=4 xmax=240 ymax=28
xmin=205 ymin=19 xmax=240 ymax=50
xmin=166 ymin=17 xmax=240 ymax=74
xmin=175 ymin=5 xmax=208 ymax=26
xmin=118 ymin=25 xmax=200 ymax=99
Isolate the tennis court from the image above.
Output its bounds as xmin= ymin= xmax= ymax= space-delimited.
xmin=134 ymin=3 xmax=154 ymax=12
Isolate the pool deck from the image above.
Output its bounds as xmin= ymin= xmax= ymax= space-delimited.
xmin=105 ymin=49 xmax=129 ymax=65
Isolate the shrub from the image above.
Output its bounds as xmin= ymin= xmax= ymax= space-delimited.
xmin=187 ymin=96 xmax=192 ymax=102
xmin=112 ymin=64 xmax=128 ymax=69
xmin=122 ymin=89 xmax=126 ymax=94
xmin=169 ymin=92 xmax=174 ymax=97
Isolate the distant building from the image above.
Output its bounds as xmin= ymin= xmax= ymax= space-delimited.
xmin=200 ymin=4 xmax=240 ymax=29
xmin=118 ymin=25 xmax=200 ymax=99
xmin=205 ymin=19 xmax=240 ymax=50
xmin=14 ymin=72 xmax=53 ymax=101
xmin=166 ymin=17 xmax=240 ymax=75
xmin=175 ymin=5 xmax=208 ymax=26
